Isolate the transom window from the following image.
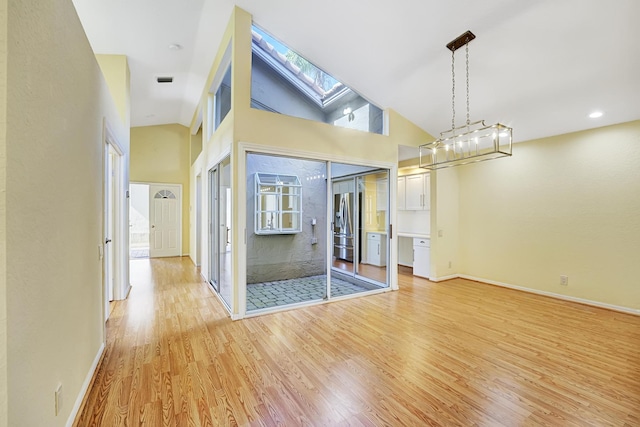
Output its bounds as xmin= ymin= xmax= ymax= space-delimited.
xmin=154 ymin=190 xmax=176 ymax=199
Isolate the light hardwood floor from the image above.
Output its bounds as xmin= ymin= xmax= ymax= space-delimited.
xmin=75 ymin=257 xmax=640 ymax=426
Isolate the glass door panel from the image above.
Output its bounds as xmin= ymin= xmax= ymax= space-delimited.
xmin=208 ymin=168 xmax=219 ymax=293
xmin=219 ymin=157 xmax=232 ymax=307
xmin=332 ymin=178 xmax=355 ymax=278
xmin=246 ymin=153 xmax=327 ymax=312
xmin=330 ymin=163 xmax=389 ymax=296
xmin=208 ymin=156 xmax=232 ymax=310
xmin=356 ymin=171 xmax=389 ymax=285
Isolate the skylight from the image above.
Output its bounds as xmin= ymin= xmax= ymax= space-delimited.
xmin=250 ymin=24 xmax=383 ymax=135
xmin=251 ymin=25 xmax=348 ymax=108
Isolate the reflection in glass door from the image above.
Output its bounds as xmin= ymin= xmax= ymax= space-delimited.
xmin=330 ymin=164 xmax=389 ymax=295
xmin=332 ymin=178 xmax=355 ymax=278
xmin=356 ymin=171 xmax=389 ymax=284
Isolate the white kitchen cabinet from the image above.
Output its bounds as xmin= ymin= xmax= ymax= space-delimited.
xmin=367 ymin=232 xmax=387 ymax=267
xmin=376 ymin=178 xmax=388 ymax=211
xmin=397 ymin=176 xmax=406 ymax=210
xmin=413 ymin=238 xmax=430 ymax=278
xmin=405 ymin=173 xmax=430 ymax=210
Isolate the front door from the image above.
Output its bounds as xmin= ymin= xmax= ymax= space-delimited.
xmin=149 ymin=184 xmax=181 ymax=257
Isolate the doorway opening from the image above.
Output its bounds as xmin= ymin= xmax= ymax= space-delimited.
xmin=129 ymin=183 xmax=150 ymax=258
xmin=129 ymin=182 xmax=182 ymax=258
xmin=104 ymin=141 xmax=124 ymax=321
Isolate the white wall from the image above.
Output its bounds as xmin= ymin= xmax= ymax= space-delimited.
xmin=458 ymin=120 xmax=640 ymax=311
xmin=3 ymin=1 xmax=129 ymax=425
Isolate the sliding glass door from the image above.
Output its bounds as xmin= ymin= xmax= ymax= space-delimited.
xmin=209 ymin=156 xmax=232 ymax=309
xmin=245 ymin=152 xmax=327 ymax=312
xmin=330 ymin=164 xmax=389 ymax=292
xmin=241 ymin=153 xmax=390 ymax=314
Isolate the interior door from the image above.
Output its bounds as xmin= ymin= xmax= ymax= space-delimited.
xmin=104 ymin=145 xmax=115 ymax=320
xmin=149 ymin=184 xmax=181 ymax=257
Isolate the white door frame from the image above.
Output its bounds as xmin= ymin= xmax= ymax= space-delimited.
xmin=195 ymin=174 xmax=202 ymax=266
xmin=147 ymin=182 xmax=183 ymax=258
xmin=103 ymin=120 xmax=126 ymax=321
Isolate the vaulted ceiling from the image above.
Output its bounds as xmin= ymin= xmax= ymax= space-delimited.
xmin=73 ymin=0 xmax=640 ymax=148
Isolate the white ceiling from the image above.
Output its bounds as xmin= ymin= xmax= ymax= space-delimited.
xmin=73 ymin=0 xmax=640 ymax=153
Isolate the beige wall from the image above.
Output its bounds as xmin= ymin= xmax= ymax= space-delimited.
xmin=458 ymin=120 xmax=640 ymax=311
xmin=96 ymin=53 xmax=131 ymax=299
xmin=190 ymin=126 xmax=203 ymax=165
xmin=131 ymin=124 xmax=191 ymax=255
xmin=0 ymin=0 xmax=7 ymax=424
xmin=3 ymin=0 xmax=129 ymax=425
xmin=189 ymin=7 xmax=433 ymax=315
xmin=431 ymin=168 xmax=460 ymax=279
xmin=96 ymin=54 xmax=130 ymax=128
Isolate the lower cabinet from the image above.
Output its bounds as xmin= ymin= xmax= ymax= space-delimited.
xmin=413 ymin=238 xmax=430 ymax=278
xmin=367 ymin=232 xmax=387 ymax=267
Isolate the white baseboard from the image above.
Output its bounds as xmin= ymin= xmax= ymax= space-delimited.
xmin=459 ymin=274 xmax=640 ymax=316
xmin=121 ymin=284 xmax=132 ymax=300
xmin=429 ymin=274 xmax=458 ymax=282
xmin=66 ymin=342 xmax=105 ymax=427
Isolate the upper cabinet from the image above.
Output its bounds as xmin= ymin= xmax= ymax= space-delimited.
xmin=399 ymin=173 xmax=430 ymax=211
xmin=376 ymin=178 xmax=388 ymax=211
xmin=397 ymin=176 xmax=406 ymax=210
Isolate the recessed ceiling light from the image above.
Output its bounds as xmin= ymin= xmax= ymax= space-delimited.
xmin=589 ymin=111 xmax=603 ymax=119
xmin=168 ymin=44 xmax=183 ymax=51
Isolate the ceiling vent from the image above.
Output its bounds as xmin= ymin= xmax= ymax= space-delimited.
xmin=157 ymin=77 xmax=173 ymax=83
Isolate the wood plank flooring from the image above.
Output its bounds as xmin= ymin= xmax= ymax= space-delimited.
xmin=75 ymin=257 xmax=640 ymax=426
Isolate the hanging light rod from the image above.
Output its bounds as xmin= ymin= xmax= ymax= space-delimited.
xmin=446 ymin=30 xmax=476 ymax=52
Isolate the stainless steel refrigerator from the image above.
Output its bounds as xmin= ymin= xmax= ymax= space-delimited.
xmin=333 ymin=192 xmax=354 ymax=262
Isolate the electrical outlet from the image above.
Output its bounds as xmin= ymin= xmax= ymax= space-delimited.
xmin=311 ymin=237 xmax=318 ymax=245
xmin=560 ymin=275 xmax=568 ymax=286
xmin=55 ymin=383 xmax=63 ymax=416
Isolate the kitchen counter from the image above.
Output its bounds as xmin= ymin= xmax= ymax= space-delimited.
xmin=398 ymin=232 xmax=430 ymax=239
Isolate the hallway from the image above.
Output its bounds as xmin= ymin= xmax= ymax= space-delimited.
xmin=75 ymin=257 xmax=640 ymax=426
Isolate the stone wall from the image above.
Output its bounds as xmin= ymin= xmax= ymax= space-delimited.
xmin=246 ymin=153 xmax=327 ymax=283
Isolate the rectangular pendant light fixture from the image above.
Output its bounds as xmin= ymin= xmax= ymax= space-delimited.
xmin=420 ymin=31 xmax=512 ymax=170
